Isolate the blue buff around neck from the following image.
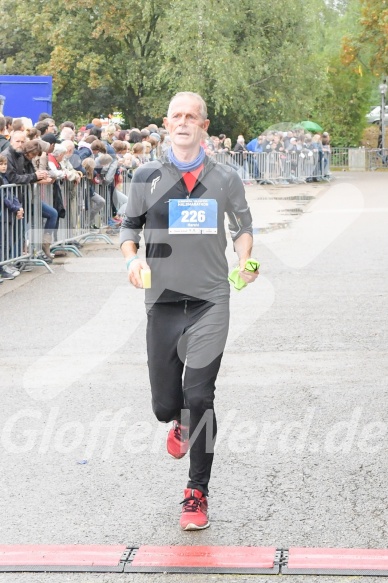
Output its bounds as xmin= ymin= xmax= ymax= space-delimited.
xmin=167 ymin=146 xmax=206 ymax=173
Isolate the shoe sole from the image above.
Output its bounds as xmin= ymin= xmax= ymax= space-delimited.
xmin=181 ymin=521 xmax=210 ymax=531
xmin=167 ymin=449 xmax=188 ymax=460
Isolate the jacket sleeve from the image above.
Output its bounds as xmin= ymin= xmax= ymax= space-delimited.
xmin=103 ymin=159 xmax=118 ymax=185
xmin=5 ymin=163 xmax=37 ymax=185
xmin=48 ymin=159 xmax=67 ymax=180
xmin=78 ymin=148 xmax=92 ymax=161
xmin=38 ymin=152 xmax=48 ymax=171
xmin=3 ymin=195 xmax=22 ymax=213
xmin=119 ymin=168 xmax=148 ymax=248
xmin=61 ymin=159 xmax=78 ymax=182
xmin=225 ymin=169 xmax=253 ymax=241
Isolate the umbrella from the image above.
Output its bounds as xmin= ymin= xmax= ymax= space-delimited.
xmin=299 ymin=120 xmax=324 ymax=133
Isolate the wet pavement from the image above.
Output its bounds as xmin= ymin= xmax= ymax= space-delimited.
xmin=0 ymin=172 xmax=387 ymax=582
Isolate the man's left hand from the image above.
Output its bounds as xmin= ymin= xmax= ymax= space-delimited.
xmin=238 ymin=259 xmax=259 ymax=284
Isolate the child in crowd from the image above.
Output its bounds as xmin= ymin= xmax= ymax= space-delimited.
xmin=131 ymin=142 xmax=146 ymax=167
xmin=112 ymin=140 xmax=128 ymax=166
xmin=123 ymin=152 xmax=134 ymax=168
xmin=0 ymin=154 xmax=24 ymax=281
xmin=143 ymin=141 xmax=152 ymax=162
xmin=0 ymin=154 xmax=9 ymax=186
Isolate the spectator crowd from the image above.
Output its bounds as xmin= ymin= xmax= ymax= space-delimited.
xmin=0 ymin=110 xmax=331 ymax=284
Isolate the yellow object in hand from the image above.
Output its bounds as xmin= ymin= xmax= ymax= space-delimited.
xmin=141 ymin=269 xmax=152 ymax=289
xmin=228 ymin=259 xmax=260 ymax=291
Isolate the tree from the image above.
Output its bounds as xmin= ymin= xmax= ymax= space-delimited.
xmin=0 ymin=0 xmax=371 ymax=145
xmin=342 ymin=0 xmax=388 ymax=77
xmin=314 ymin=56 xmax=372 ymax=146
xmin=0 ymin=0 xmax=166 ymax=125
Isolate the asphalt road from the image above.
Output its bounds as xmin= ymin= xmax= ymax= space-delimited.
xmin=0 ymin=172 xmax=387 ymax=583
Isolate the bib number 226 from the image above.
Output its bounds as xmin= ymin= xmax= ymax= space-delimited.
xmin=181 ymin=209 xmax=206 ymax=223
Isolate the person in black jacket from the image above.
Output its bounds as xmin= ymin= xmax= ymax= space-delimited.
xmin=5 ymin=134 xmax=57 ymax=261
xmin=4 ymin=133 xmax=48 ymax=185
xmin=0 ymin=153 xmax=24 ymax=281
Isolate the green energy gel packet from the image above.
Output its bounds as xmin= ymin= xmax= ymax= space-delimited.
xmin=228 ymin=259 xmax=260 ymax=291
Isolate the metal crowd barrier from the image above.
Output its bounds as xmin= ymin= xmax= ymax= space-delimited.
xmin=366 ymin=148 xmax=388 ymax=170
xmin=38 ymin=178 xmax=113 ymax=257
xmin=0 ymin=183 xmax=31 ymax=268
xmin=330 ymin=148 xmax=349 ymax=170
xmin=1 ymin=177 xmax=114 ymax=276
xmin=0 ymin=183 xmax=56 ymax=273
xmin=213 ymin=151 xmax=330 ymax=184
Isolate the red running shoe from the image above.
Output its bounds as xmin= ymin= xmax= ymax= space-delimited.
xmin=167 ymin=421 xmax=189 ymax=459
xmin=180 ymin=488 xmax=210 ymax=530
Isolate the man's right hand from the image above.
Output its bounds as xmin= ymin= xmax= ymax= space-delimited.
xmin=127 ymin=258 xmax=150 ymax=288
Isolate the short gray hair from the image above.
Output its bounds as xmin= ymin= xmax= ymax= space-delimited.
xmin=61 ymin=139 xmax=75 ymax=153
xmin=52 ymin=143 xmax=68 ymax=157
xmin=167 ymin=92 xmax=208 ymax=120
xmin=60 ymin=127 xmax=75 ymax=140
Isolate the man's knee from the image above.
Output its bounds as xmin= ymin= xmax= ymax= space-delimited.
xmin=152 ymin=399 xmax=177 ymax=423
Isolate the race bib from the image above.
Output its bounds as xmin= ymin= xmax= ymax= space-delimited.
xmin=168 ymin=199 xmax=218 ymax=234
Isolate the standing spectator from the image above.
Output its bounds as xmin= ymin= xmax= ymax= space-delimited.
xmin=91 ymin=118 xmax=103 ymax=129
xmin=38 ymin=133 xmax=61 ymax=173
xmin=145 ymin=135 xmax=159 ymax=161
xmin=22 ymin=139 xmax=58 ymax=261
xmin=102 ymin=124 xmax=116 ymax=145
xmin=131 ymin=142 xmax=146 ymax=167
xmin=0 ymin=153 xmax=23 ymax=280
xmin=246 ymin=134 xmax=260 ymax=152
xmin=78 ymin=141 xmax=106 ymax=229
xmin=12 ymin=118 xmax=26 ymax=133
xmin=233 ymin=135 xmax=250 ymax=181
xmin=321 ymin=132 xmax=331 ymax=176
xmin=76 ymin=128 xmax=86 ymax=144
xmin=112 ymin=140 xmax=129 ymax=165
xmin=89 ymin=127 xmax=103 ymax=140
xmin=60 ymin=121 xmax=76 ymax=132
xmin=61 ymin=140 xmax=84 ymax=238
xmin=128 ymin=130 xmax=142 ymax=146
xmin=47 ymin=144 xmax=70 ymax=180
xmin=61 ymin=141 xmax=83 ymax=182
xmin=35 ymin=121 xmax=50 ymax=136
xmin=78 ymin=137 xmax=106 ymax=161
xmin=26 ymin=128 xmax=40 ymax=140
xmin=59 ymin=127 xmax=75 ymax=141
xmin=311 ymin=134 xmax=324 ymax=179
xmin=0 ymin=118 xmax=9 ymax=152
xmin=4 ymin=133 xmax=48 ymax=185
xmin=4 ymin=116 xmax=13 ymax=138
xmin=118 ymin=130 xmax=130 ymax=142
xmin=38 ymin=112 xmax=52 ymax=122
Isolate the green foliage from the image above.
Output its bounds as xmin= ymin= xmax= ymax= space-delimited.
xmin=314 ymin=57 xmax=372 ymax=146
xmin=342 ymin=0 xmax=388 ymax=76
xmin=0 ymin=0 xmax=375 ymax=145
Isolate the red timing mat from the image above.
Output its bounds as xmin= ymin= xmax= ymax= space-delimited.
xmin=131 ymin=545 xmax=277 ymax=569
xmin=285 ymin=547 xmax=388 ymax=574
xmin=0 ymin=545 xmax=127 ymax=567
xmin=2 ymin=544 xmax=388 ymax=575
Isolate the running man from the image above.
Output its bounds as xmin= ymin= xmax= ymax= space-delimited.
xmin=120 ymin=92 xmax=258 ymax=530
